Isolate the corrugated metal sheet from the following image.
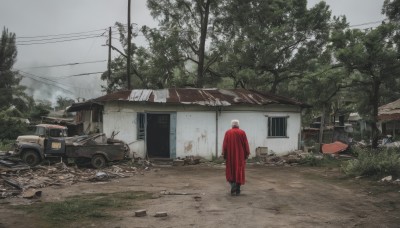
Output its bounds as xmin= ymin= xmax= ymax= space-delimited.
xmin=379 ymin=98 xmax=400 ymax=121
xmin=90 ymin=88 xmax=308 ymax=107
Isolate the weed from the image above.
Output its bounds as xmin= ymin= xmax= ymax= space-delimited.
xmin=342 ymin=148 xmax=400 ymax=178
xmin=0 ymin=139 xmax=14 ymax=151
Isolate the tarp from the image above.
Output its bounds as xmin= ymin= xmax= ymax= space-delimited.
xmin=321 ymin=141 xmax=348 ymax=154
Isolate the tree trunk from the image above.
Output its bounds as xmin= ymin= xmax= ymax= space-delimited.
xmin=196 ymin=0 xmax=211 ymax=88
xmin=371 ymin=80 xmax=381 ymax=148
xmin=318 ymin=103 xmax=326 ymax=153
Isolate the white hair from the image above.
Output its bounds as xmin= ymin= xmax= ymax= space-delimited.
xmin=231 ymin=119 xmax=240 ymax=127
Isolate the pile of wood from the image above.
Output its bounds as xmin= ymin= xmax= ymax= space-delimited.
xmin=0 ymin=161 xmax=139 ymax=199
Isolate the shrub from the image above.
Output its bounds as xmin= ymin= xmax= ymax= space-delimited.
xmin=342 ymin=148 xmax=400 ymax=178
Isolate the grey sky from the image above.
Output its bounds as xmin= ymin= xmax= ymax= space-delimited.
xmin=0 ymin=0 xmax=386 ymax=104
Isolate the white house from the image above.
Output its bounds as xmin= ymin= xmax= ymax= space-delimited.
xmin=69 ymin=88 xmax=309 ymax=159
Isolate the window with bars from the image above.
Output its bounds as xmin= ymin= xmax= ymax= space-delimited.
xmin=137 ymin=113 xmax=145 ymax=140
xmin=268 ymin=116 xmax=288 ymax=137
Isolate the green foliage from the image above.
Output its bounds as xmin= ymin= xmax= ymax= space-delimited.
xmin=383 ymin=0 xmax=400 ymax=21
xmin=0 ymin=139 xmax=14 ymax=151
xmin=342 ymin=148 xmax=400 ymax=178
xmin=0 ymin=110 xmax=28 ymax=140
xmin=331 ymin=23 xmax=400 ymax=146
xmin=55 ymin=96 xmax=74 ymax=111
xmin=29 ymin=103 xmax=51 ymax=121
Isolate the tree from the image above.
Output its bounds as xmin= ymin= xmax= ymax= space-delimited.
xmin=383 ymin=0 xmax=400 ymax=21
xmin=331 ymin=23 xmax=400 ymax=147
xmin=147 ymin=0 xmax=224 ymax=87
xmin=0 ymin=27 xmax=20 ymax=110
xmin=213 ymin=0 xmax=342 ymax=94
xmin=55 ymin=96 xmax=75 ymax=111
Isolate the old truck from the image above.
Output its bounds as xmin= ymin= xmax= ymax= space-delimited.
xmin=14 ymin=124 xmax=128 ymax=168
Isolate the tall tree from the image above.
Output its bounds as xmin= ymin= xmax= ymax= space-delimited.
xmin=331 ymin=23 xmax=400 ymax=147
xmin=214 ymin=0 xmax=342 ymax=94
xmin=0 ymin=27 xmax=20 ymax=110
xmin=147 ymin=0 xmax=223 ymax=87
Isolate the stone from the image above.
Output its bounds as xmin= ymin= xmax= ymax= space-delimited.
xmin=154 ymin=212 xmax=168 ymax=217
xmin=135 ymin=209 xmax=147 ymax=217
xmin=381 ymin=176 xmax=393 ymax=182
xmin=172 ymin=159 xmax=185 ymax=166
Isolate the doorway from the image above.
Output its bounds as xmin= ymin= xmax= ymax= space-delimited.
xmin=146 ymin=113 xmax=170 ymax=158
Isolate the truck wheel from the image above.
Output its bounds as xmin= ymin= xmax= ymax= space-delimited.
xmin=22 ymin=150 xmax=41 ymax=166
xmin=91 ymin=155 xmax=106 ymax=169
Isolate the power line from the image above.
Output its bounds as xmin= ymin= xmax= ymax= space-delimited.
xmin=19 ymin=60 xmax=107 ymax=69
xmin=16 ymin=35 xmax=104 ymax=46
xmin=17 ymin=24 xmax=128 ymax=39
xmin=56 ymin=71 xmax=104 ymax=79
xmin=17 ymin=32 xmax=106 ymax=43
xmin=349 ymin=19 xmax=388 ymax=28
xmin=17 ymin=72 xmax=74 ymax=94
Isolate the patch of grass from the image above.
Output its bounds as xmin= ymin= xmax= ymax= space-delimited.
xmin=0 ymin=139 xmax=14 ymax=151
xmin=14 ymin=191 xmax=152 ymax=226
xmin=342 ymin=148 xmax=400 ymax=179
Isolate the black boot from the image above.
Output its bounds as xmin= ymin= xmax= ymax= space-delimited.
xmin=236 ymin=184 xmax=241 ymax=196
xmin=230 ymin=182 xmax=236 ymax=196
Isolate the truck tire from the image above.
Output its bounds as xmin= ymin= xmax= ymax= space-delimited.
xmin=91 ymin=154 xmax=106 ymax=169
xmin=22 ymin=150 xmax=41 ymax=166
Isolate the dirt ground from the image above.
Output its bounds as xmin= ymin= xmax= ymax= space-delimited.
xmin=1 ymin=164 xmax=400 ymax=228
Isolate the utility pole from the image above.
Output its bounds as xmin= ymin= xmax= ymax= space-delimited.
xmin=107 ymin=26 xmax=112 ymax=93
xmin=127 ymin=0 xmax=132 ymax=90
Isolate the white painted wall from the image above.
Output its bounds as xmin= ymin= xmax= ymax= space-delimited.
xmin=102 ymin=103 xmax=145 ymax=158
xmin=102 ymin=101 xmax=302 ymax=159
xmin=217 ymin=111 xmax=301 ymax=157
xmin=176 ymin=112 xmax=216 ymax=159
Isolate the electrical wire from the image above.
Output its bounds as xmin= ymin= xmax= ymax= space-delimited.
xmin=56 ymin=71 xmax=104 ymax=79
xmin=19 ymin=60 xmax=107 ymax=69
xmin=16 ymin=35 xmax=104 ymax=45
xmin=17 ymin=72 xmax=74 ymax=94
xmin=17 ymin=33 xmax=107 ymax=43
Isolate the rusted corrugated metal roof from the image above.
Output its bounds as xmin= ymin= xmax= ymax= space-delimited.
xmin=91 ymin=88 xmax=308 ymax=107
xmin=379 ymin=98 xmax=400 ymax=121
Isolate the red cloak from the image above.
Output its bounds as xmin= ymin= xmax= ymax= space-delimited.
xmin=222 ymin=127 xmax=250 ymax=185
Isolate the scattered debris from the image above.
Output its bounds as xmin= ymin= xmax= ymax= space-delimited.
xmin=184 ymin=156 xmax=200 ymax=165
xmin=135 ymin=209 xmax=147 ymax=217
xmin=160 ymin=190 xmax=197 ymax=195
xmin=154 ymin=212 xmax=168 ymax=217
xmin=321 ymin=141 xmax=349 ymax=154
xmin=252 ymin=150 xmax=313 ymax=166
xmin=381 ymin=176 xmax=393 ymax=182
xmin=22 ymin=189 xmax=42 ymax=199
xmin=0 ymin=161 xmax=143 ymax=199
xmin=172 ymin=159 xmax=185 ymax=166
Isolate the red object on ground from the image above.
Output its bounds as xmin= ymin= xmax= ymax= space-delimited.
xmin=322 ymin=141 xmax=349 ymax=154
xmin=222 ymin=127 xmax=250 ymax=185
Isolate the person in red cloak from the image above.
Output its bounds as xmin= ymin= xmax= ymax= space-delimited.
xmin=222 ymin=119 xmax=250 ymax=196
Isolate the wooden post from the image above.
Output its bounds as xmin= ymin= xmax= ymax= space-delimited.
xmin=127 ymin=0 xmax=132 ymax=90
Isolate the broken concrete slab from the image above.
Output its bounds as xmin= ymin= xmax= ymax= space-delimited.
xmin=135 ymin=209 xmax=147 ymax=217
xmin=154 ymin=212 xmax=168 ymax=217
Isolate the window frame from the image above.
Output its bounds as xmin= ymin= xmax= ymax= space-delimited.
xmin=137 ymin=113 xmax=145 ymax=140
xmin=267 ymin=115 xmax=289 ymax=138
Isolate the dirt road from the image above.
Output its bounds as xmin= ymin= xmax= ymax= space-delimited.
xmin=1 ymin=165 xmax=400 ymax=228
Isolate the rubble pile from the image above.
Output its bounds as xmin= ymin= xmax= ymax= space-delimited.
xmin=0 ymin=161 xmax=140 ymax=199
xmin=254 ymin=150 xmax=314 ymax=166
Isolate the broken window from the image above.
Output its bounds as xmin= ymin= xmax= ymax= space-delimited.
xmin=137 ymin=113 xmax=145 ymax=140
xmin=268 ymin=116 xmax=288 ymax=137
